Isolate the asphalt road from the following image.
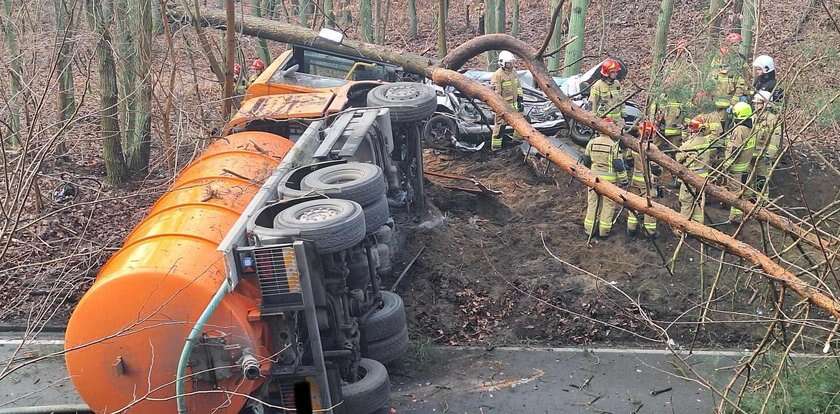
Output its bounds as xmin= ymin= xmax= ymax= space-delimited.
xmin=0 ymin=335 xmax=745 ymax=413
xmin=388 ymin=346 xmax=745 ymax=414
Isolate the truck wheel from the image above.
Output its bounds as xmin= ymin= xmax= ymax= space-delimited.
xmin=364 ymin=327 xmax=409 ymax=365
xmin=363 ymin=291 xmax=406 ymax=342
xmin=363 ymin=196 xmax=391 ymax=235
xmin=569 ymin=119 xmax=595 ymax=146
xmin=341 ymin=358 xmax=390 ymax=414
xmin=273 ymin=199 xmax=366 ymax=254
xmin=301 ymin=162 xmax=386 ymax=207
xmin=367 ymin=83 xmax=437 ymax=123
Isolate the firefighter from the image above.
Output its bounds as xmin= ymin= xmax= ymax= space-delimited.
xmin=677 ymin=116 xmax=713 ymax=224
xmin=589 ymin=58 xmax=624 ymax=124
xmin=693 ymin=91 xmax=727 ymax=176
xmin=723 ymin=102 xmax=755 ymax=224
xmin=752 ymin=55 xmax=777 ymax=96
xmin=248 ymin=58 xmax=266 ymax=84
xmin=626 ymin=121 xmax=661 ymax=238
xmin=581 ymin=118 xmax=628 ymax=239
xmin=490 ymin=51 xmax=524 ymax=151
xmin=712 ymin=33 xmax=748 ymax=107
xmin=751 ymin=91 xmax=782 ymax=197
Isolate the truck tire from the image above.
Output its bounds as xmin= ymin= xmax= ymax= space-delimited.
xmin=341 ymin=358 xmax=390 ymax=414
xmin=301 ymin=163 xmax=386 ymax=207
xmin=363 ymin=291 xmax=406 ymax=342
xmin=273 ymin=199 xmax=366 ymax=254
xmin=364 ymin=327 xmax=409 ymax=365
xmin=367 ymin=83 xmax=437 ymax=123
xmin=278 ymin=174 xmax=312 ymax=199
xmin=363 ymin=196 xmax=391 ymax=235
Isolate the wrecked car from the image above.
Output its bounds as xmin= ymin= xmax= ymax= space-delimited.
xmin=424 ymin=60 xmax=643 ymax=150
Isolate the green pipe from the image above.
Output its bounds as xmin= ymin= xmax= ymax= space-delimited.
xmin=175 ymin=278 xmax=232 ymax=414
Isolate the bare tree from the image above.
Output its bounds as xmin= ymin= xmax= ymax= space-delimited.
xmin=251 ymin=0 xmax=272 ymax=63
xmin=650 ymin=0 xmax=675 ymax=83
xmin=361 ymin=0 xmax=373 ymax=42
xmin=437 ymin=0 xmax=447 ymax=58
xmin=740 ymin=0 xmax=756 ymax=59
xmin=86 ymin=0 xmax=128 ymax=185
xmin=1 ymin=0 xmax=24 ymax=146
xmin=563 ymin=0 xmax=588 ymax=76
xmin=407 ymin=0 xmax=416 ymax=38
xmin=53 ymin=0 xmax=78 ymax=158
xmin=511 ymin=0 xmax=519 ymax=37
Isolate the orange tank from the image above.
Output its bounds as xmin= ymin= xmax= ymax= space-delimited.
xmin=65 ymin=132 xmax=294 ymax=413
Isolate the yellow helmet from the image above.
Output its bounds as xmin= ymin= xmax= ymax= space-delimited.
xmin=732 ymin=102 xmax=753 ymax=120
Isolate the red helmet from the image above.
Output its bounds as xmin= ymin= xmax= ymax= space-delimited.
xmin=233 ymin=63 xmax=241 ymax=77
xmin=687 ymin=116 xmax=706 ymax=133
xmin=725 ymin=32 xmax=742 ymax=45
xmin=250 ymin=58 xmax=266 ymax=72
xmin=638 ymin=120 xmax=656 ymax=138
xmin=600 ymin=58 xmax=621 ymax=77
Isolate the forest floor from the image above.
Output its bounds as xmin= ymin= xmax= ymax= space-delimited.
xmin=1 ymin=0 xmax=838 ymax=354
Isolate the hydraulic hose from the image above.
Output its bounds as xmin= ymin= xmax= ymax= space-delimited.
xmin=175 ymin=278 xmax=232 ymax=414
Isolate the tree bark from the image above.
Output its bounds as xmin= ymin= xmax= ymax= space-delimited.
xmin=127 ymin=0 xmax=153 ymax=173
xmin=495 ymin=0 xmax=505 ymax=34
xmin=53 ymin=0 xmax=77 ymax=157
xmin=407 ymin=0 xmax=416 ymax=38
xmin=511 ymin=0 xmax=519 ymax=37
xmin=546 ymin=0 xmax=566 ymax=72
xmin=172 ymin=7 xmax=839 ymax=251
xmin=223 ymin=0 xmax=235 ymax=118
xmin=323 ymin=0 xmax=334 ymax=28
xmin=1 ymin=0 xmax=23 ymax=146
xmin=251 ymin=0 xmax=272 ymax=63
xmin=360 ymin=0 xmax=373 ymax=42
xmin=298 ymin=0 xmax=313 ymax=26
xmin=114 ymin=0 xmax=137 ymax=151
xmin=650 ymin=0 xmax=675 ymax=85
xmin=86 ymin=0 xmax=128 ymax=185
xmin=563 ymin=0 xmax=588 ymax=76
xmin=739 ymin=0 xmax=756 ymax=59
xmin=437 ymin=0 xmax=447 ymax=58
xmin=704 ymin=0 xmax=723 ymax=57
xmin=485 ymin=0 xmax=497 ymax=69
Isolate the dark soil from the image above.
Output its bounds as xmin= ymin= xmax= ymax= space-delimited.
xmin=387 ymin=144 xmax=837 ymax=349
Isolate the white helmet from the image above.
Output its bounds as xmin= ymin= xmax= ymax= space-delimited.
xmin=498 ymin=51 xmax=516 ymax=68
xmin=752 ymin=90 xmax=772 ymax=104
xmin=752 ymin=55 xmax=775 ymax=74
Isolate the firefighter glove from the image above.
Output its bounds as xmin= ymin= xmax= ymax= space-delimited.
xmin=580 ymin=154 xmax=592 ymax=167
xmin=612 ymin=158 xmax=627 ymax=173
xmin=517 ymin=96 xmax=524 ymax=112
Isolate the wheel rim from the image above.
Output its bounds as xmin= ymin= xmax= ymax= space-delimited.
xmin=428 ymin=118 xmax=455 ymax=144
xmin=297 ymin=206 xmax=340 ymax=223
xmin=384 ymin=85 xmax=420 ymax=102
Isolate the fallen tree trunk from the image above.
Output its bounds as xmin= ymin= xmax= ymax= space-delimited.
xmin=167 ymin=6 xmax=840 ymax=319
xmin=170 ymin=5 xmax=837 ymax=251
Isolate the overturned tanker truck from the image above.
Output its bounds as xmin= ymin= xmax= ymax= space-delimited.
xmin=64 ymin=44 xmax=437 ymax=413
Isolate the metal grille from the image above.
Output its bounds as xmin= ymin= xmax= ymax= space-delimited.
xmin=275 ymin=382 xmax=298 ymax=412
xmin=254 ymin=245 xmax=304 ymax=313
